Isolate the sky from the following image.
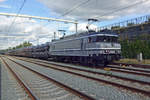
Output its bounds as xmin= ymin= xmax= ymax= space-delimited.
xmin=0 ymin=0 xmax=150 ymax=50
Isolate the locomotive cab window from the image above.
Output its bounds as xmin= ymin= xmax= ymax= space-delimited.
xmin=89 ymin=36 xmax=118 ymax=43
xmin=97 ymin=36 xmax=118 ymax=42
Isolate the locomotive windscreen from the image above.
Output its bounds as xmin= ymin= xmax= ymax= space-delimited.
xmin=88 ymin=36 xmax=118 ymax=43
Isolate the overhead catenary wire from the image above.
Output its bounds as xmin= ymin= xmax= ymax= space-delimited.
xmin=94 ymin=0 xmax=149 ymax=21
xmin=61 ymin=0 xmax=148 ymax=31
xmin=60 ymin=0 xmax=91 ymax=34
xmin=62 ymin=0 xmax=91 ymax=16
xmin=6 ymin=0 xmax=27 ymax=49
xmin=7 ymin=0 xmax=27 ymax=33
xmin=87 ymin=0 xmax=149 ymax=26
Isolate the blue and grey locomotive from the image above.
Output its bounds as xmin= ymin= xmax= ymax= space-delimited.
xmin=49 ymin=30 xmax=121 ymax=65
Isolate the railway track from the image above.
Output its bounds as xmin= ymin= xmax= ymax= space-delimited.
xmin=113 ymin=63 xmax=150 ymax=69
xmin=14 ymin=56 xmax=150 ymax=85
xmin=7 ymin=56 xmax=150 ymax=97
xmin=0 ymin=58 xmax=37 ymax=100
xmin=1 ymin=57 xmax=95 ymax=100
xmin=107 ymin=65 xmax=150 ymax=73
xmin=13 ymin=56 xmax=150 ymax=77
xmin=99 ymin=66 xmax=150 ymax=77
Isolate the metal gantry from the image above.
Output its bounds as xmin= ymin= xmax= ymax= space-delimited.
xmin=0 ymin=12 xmax=78 ymax=33
xmin=0 ymin=12 xmax=78 ymax=48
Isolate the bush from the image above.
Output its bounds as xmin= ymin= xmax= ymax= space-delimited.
xmin=121 ymin=39 xmax=150 ymax=59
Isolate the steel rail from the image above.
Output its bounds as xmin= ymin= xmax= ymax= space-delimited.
xmin=103 ymin=67 xmax=150 ymax=77
xmin=113 ymin=63 xmax=150 ymax=69
xmin=107 ymin=65 xmax=150 ymax=73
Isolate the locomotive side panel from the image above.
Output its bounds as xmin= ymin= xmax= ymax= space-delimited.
xmin=50 ymin=38 xmax=83 ymax=56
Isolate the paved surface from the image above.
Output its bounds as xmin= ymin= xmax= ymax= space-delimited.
xmin=1 ymin=61 xmax=19 ymax=100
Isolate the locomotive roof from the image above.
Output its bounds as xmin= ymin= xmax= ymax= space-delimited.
xmin=62 ymin=30 xmax=117 ymax=39
xmin=51 ymin=30 xmax=118 ymax=44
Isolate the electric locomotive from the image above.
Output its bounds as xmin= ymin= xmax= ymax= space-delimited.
xmin=49 ymin=29 xmax=121 ymax=65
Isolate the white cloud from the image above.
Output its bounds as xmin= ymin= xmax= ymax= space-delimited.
xmin=38 ymin=0 xmax=150 ymax=20
xmin=0 ymin=16 xmax=62 ymax=49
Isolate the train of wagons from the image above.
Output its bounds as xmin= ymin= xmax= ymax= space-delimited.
xmin=6 ymin=29 xmax=121 ymax=66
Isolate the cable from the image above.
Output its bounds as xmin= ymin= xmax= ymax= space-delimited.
xmin=87 ymin=0 xmax=149 ymax=26
xmin=94 ymin=0 xmax=149 ymax=20
xmin=7 ymin=0 xmax=27 ymax=32
xmin=6 ymin=0 xmax=27 ymax=49
xmin=62 ymin=0 xmax=91 ymax=16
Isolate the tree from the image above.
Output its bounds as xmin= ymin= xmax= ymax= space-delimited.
xmin=23 ymin=41 xmax=32 ymax=47
xmin=6 ymin=41 xmax=32 ymax=50
xmin=127 ymin=23 xmax=135 ymax=27
xmin=111 ymin=26 xmax=120 ymax=30
xmin=120 ymin=38 xmax=150 ymax=59
xmin=148 ymin=18 xmax=150 ymax=22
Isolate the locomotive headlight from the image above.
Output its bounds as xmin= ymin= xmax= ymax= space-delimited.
xmin=105 ymin=50 xmax=110 ymax=53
